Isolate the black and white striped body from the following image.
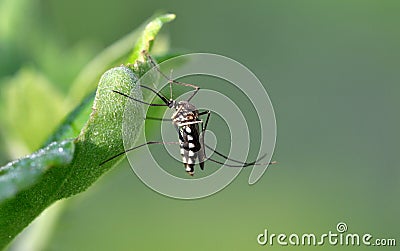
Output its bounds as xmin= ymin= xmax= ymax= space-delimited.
xmin=171 ymin=100 xmax=205 ymax=175
xmin=99 ymin=53 xmax=274 ymax=174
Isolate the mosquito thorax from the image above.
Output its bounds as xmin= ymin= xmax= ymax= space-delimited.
xmin=176 ymin=101 xmax=197 ymax=112
xmin=171 ymin=101 xmax=199 ymax=123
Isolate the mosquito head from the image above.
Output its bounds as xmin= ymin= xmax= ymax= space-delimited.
xmin=168 ymin=99 xmax=176 ymax=108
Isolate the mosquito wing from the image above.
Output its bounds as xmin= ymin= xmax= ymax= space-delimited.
xmin=197 ymin=125 xmax=206 ymax=170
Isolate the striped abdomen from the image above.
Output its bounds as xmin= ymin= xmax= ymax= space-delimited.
xmin=178 ymin=123 xmax=201 ymax=175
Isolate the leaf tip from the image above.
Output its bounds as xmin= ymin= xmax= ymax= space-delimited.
xmin=161 ymin=13 xmax=176 ymax=22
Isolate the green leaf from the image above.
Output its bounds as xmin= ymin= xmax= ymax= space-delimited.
xmin=0 ymin=13 xmax=175 ymax=250
xmin=127 ymin=13 xmax=176 ymax=67
xmin=68 ymin=13 xmax=175 ymax=105
xmin=43 ymin=91 xmax=95 ymax=145
xmin=0 ymin=66 xmax=140 ymax=251
xmin=0 ymin=140 xmax=75 ymax=202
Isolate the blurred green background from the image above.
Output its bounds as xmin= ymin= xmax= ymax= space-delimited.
xmin=1 ymin=0 xmax=399 ymax=250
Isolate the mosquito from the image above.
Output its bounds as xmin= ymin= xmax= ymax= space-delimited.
xmin=100 ymin=52 xmax=275 ymax=175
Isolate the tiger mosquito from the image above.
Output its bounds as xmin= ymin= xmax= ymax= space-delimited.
xmin=100 ymin=52 xmax=275 ymax=176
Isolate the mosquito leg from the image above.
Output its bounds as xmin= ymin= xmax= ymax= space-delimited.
xmin=143 ymin=51 xmax=172 ymax=81
xmin=99 ymin=141 xmax=179 ymax=166
xmin=169 ymin=69 xmax=173 ymax=99
xmin=204 ymin=144 xmax=275 ymax=166
xmin=196 ymin=110 xmax=211 ymax=169
xmin=198 ymin=110 xmax=211 ymax=132
xmin=198 ymin=110 xmax=211 ymax=152
xmin=206 ymin=157 xmax=269 ymax=168
xmin=197 ymin=110 xmax=275 ymax=167
xmin=169 ymin=78 xmax=199 ymax=102
xmin=142 ymin=51 xmax=200 ymax=102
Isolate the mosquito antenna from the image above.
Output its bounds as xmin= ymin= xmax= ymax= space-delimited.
xmin=99 ymin=141 xmax=180 ymax=166
xmin=112 ymin=90 xmax=168 ymax=107
xmin=139 ymin=85 xmax=169 ymax=105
